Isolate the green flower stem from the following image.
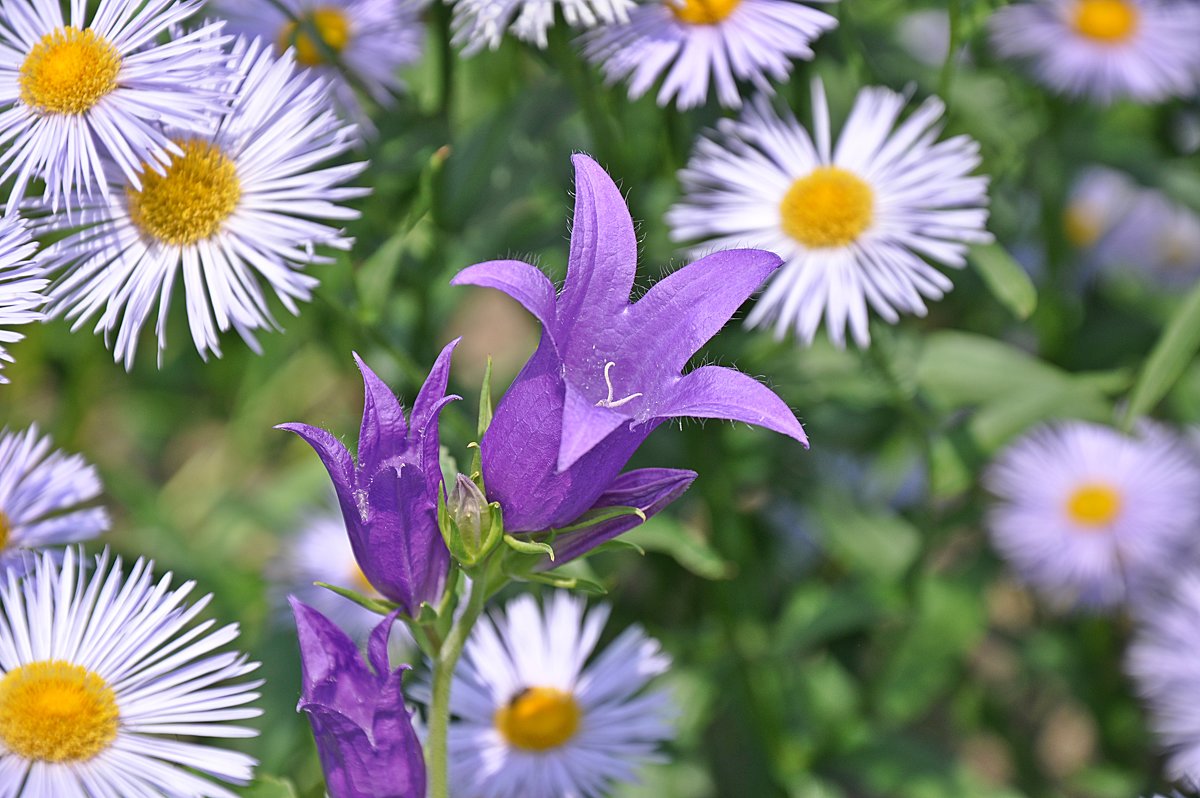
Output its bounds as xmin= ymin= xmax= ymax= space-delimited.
xmin=426 ymin=568 xmax=489 ymax=798
xmin=939 ymin=0 xmax=962 ymax=101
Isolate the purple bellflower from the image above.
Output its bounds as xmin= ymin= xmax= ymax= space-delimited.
xmin=452 ymin=154 xmax=807 ymax=560
xmin=278 ymin=341 xmax=460 ymax=617
xmin=292 ymin=599 xmax=426 ymax=798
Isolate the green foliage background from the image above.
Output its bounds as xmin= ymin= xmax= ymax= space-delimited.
xmin=12 ymin=0 xmax=1200 ymax=795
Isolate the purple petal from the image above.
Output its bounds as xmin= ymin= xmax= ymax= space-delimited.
xmin=354 ymin=354 xmax=409 ymax=472
xmin=450 ymin=261 xmax=558 ymax=337
xmin=367 ymin=609 xmax=403 ymax=678
xmin=622 ymin=248 xmax=782 ymax=378
xmin=298 ymin=705 xmax=379 ymax=798
xmin=548 ymin=468 xmax=697 ymax=564
xmin=361 ymin=464 xmax=449 ymax=616
xmin=371 ymin=671 xmax=426 ymax=798
xmin=657 ymin=366 xmax=808 ymax=445
xmin=557 ymin=383 xmax=631 ymax=472
xmin=277 ymin=423 xmax=355 ymax=491
xmin=292 ymin=598 xmax=376 ymax=727
xmin=557 ymin=154 xmax=638 ymax=334
xmin=409 ymin=338 xmax=461 ymax=442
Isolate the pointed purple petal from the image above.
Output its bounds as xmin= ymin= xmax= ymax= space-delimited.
xmin=297 ymin=705 xmax=379 ymax=798
xmin=292 ymin=599 xmax=376 ymax=727
xmin=548 ymin=468 xmax=697 ymax=564
xmin=409 ymin=337 xmax=461 ymax=439
xmin=658 ymin=366 xmax=808 ymax=444
xmin=277 ymin=422 xmax=356 ymax=496
xmin=367 ymin=609 xmax=403 ymax=678
xmin=557 ymin=154 xmax=638 ymax=330
xmin=623 ymin=248 xmax=782 ymax=377
xmin=557 ymin=382 xmax=631 ymax=472
xmin=450 ymin=262 xmax=558 ymax=337
xmin=354 ymin=354 xmax=409 ymax=472
xmin=372 ymin=671 xmax=426 ymax=798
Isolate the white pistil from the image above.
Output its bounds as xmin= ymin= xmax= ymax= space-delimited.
xmin=595 ymin=361 xmax=643 ymax=409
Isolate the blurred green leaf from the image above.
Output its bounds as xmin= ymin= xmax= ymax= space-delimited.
xmin=240 ymin=776 xmax=299 ymax=798
xmin=622 ymin=514 xmax=735 ymax=580
xmin=812 ymin=498 xmax=921 ymax=582
xmin=969 ymin=243 xmax=1037 ymax=320
xmin=1122 ymin=277 xmax=1200 ymax=428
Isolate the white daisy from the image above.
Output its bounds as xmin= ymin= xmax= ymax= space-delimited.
xmin=667 ymin=81 xmax=991 ymax=347
xmin=211 ymin=0 xmax=423 ymax=131
xmin=1062 ymin=166 xmax=1137 ymax=251
xmin=447 ymin=592 xmax=673 ymax=798
xmin=30 ymin=38 xmax=367 ymax=369
xmin=0 ymin=425 xmax=107 ymax=576
xmin=581 ymin=0 xmax=837 ymax=109
xmin=984 ymin=421 xmax=1200 ymax=610
xmin=454 ymin=0 xmax=631 ymax=54
xmin=1095 ymin=185 xmax=1200 ymax=287
xmin=0 ymin=546 xmax=261 ymax=797
xmin=272 ymin=500 xmax=390 ymax=642
xmin=0 ymin=0 xmax=231 ymax=212
xmin=1128 ymin=572 xmax=1200 ymax=782
xmin=0 ymin=216 xmax=46 ymax=383
xmin=989 ymin=0 xmax=1200 ymax=104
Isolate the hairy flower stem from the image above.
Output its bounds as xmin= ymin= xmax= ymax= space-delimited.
xmin=427 ymin=570 xmax=489 ymax=798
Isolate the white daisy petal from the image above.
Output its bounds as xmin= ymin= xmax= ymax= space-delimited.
xmin=0 ymin=547 xmax=261 ymax=797
xmin=0 ymin=215 xmax=45 ymax=382
xmin=453 ymin=0 xmax=632 ymax=55
xmin=446 ymin=592 xmax=674 ymax=798
xmin=667 ymin=81 xmax=991 ymax=348
xmin=29 ymin=37 xmax=366 ymax=369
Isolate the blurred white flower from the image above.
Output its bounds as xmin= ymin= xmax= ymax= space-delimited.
xmin=453 ymin=0 xmax=632 ymax=55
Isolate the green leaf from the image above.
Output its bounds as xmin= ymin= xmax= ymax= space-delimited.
xmin=622 ymin=515 xmax=735 ymax=580
xmin=241 ymin=776 xmax=299 ymax=798
xmin=969 ymin=242 xmax=1037 ymax=320
xmin=314 ymin=582 xmax=400 ymax=616
xmin=523 ymin=570 xmax=609 ymax=594
xmin=550 ymin=505 xmax=646 ymax=535
xmin=812 ymin=498 xmax=921 ymax=582
xmin=502 ymin=534 xmax=555 ymax=560
xmin=586 ymin=537 xmax=647 ymax=557
xmin=1122 ymin=277 xmax=1200 ymax=428
xmin=477 ymin=356 xmax=494 ymax=438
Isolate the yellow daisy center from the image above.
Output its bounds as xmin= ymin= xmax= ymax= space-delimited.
xmin=0 ymin=660 xmax=120 ymax=762
xmin=127 ymin=139 xmax=242 ymax=247
xmin=1066 ymin=482 xmax=1122 ymax=527
xmin=668 ymin=0 xmax=741 ymax=25
xmin=780 ymin=166 xmax=875 ymax=249
xmin=1063 ymin=206 xmax=1103 ymax=248
xmin=0 ymin=511 xmax=10 ymax=551
xmin=1072 ymin=0 xmax=1138 ymax=44
xmin=19 ymin=27 xmax=122 ymax=115
xmin=279 ymin=8 xmax=353 ymax=67
xmin=494 ymin=686 xmax=581 ymax=751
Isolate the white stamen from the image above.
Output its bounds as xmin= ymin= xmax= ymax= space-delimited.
xmin=595 ymin=361 xmax=643 ymax=409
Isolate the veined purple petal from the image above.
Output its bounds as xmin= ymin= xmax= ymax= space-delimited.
xmin=362 ymin=464 xmax=448 ymax=616
xmin=623 ymin=248 xmax=782 ymax=379
xmin=410 ymin=338 xmax=461 ymax=446
xmin=658 ymin=366 xmax=808 ymax=444
xmin=450 ymin=262 xmax=559 ymax=339
xmin=293 ymin=598 xmax=377 ymax=728
xmin=558 ymin=383 xmax=632 ymax=472
xmin=547 ymin=468 xmax=697 ymax=564
xmin=276 ymin=423 xmax=355 ymax=492
xmin=557 ymin=154 xmax=639 ymax=338
xmin=354 ymin=353 xmax=409 ymax=471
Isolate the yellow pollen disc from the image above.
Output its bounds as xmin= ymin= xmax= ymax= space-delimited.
xmin=1066 ymin=483 xmax=1122 ymax=527
xmin=278 ymin=8 xmax=353 ymax=66
xmin=0 ymin=511 xmax=10 ymax=551
xmin=1072 ymin=0 xmax=1138 ymax=44
xmin=1063 ymin=206 xmax=1103 ymax=248
xmin=0 ymin=660 xmax=119 ymax=762
xmin=494 ymin=686 xmax=581 ymax=751
xmin=127 ymin=139 xmax=241 ymax=247
xmin=780 ymin=166 xmax=875 ymax=249
xmin=668 ymin=0 xmax=741 ymax=25
xmin=19 ymin=27 xmax=122 ymax=115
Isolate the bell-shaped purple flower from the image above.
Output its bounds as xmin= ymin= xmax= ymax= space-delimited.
xmin=452 ymin=154 xmax=806 ymax=554
xmin=278 ymin=341 xmax=459 ymax=616
xmin=292 ymin=599 xmax=425 ymax=798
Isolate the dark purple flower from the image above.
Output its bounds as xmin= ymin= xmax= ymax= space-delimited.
xmin=451 ymin=154 xmax=806 ymax=553
xmin=292 ymin=599 xmax=425 ymax=798
xmin=278 ymin=341 xmax=459 ymax=616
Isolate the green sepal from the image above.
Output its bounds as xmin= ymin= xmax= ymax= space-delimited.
xmin=503 ymin=534 xmax=555 ymax=560
xmin=314 ymin=582 xmax=400 ymax=616
xmin=477 ymin=356 xmax=494 ymax=439
xmin=549 ymin=505 xmax=646 ymax=535
xmin=522 ymin=570 xmax=608 ymax=595
xmin=415 ymin=600 xmax=441 ymax=625
xmin=585 ymin=538 xmax=647 ymax=557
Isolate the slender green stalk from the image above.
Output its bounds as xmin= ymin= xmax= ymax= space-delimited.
xmin=426 ymin=569 xmax=489 ymax=798
xmin=938 ymin=0 xmax=962 ymax=101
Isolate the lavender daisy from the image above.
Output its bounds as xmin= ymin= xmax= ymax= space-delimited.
xmin=1128 ymin=573 xmax=1200 ymax=782
xmin=0 ymin=425 xmax=107 ymax=575
xmin=212 ymin=0 xmax=423 ymax=130
xmin=1063 ymin=166 xmax=1136 ymax=250
xmin=668 ymin=83 xmax=991 ymax=348
xmin=0 ymin=216 xmax=46 ymax=383
xmin=446 ymin=592 xmax=673 ymax=798
xmin=985 ymin=421 xmax=1200 ymax=609
xmin=1095 ymin=185 xmax=1200 ymax=286
xmin=0 ymin=0 xmax=231 ymax=211
xmin=31 ymin=38 xmax=366 ymax=368
xmin=453 ymin=0 xmax=632 ymax=54
xmin=581 ymin=0 xmax=837 ymax=109
xmin=989 ymin=0 xmax=1200 ymax=104
xmin=0 ymin=547 xmax=261 ymax=797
